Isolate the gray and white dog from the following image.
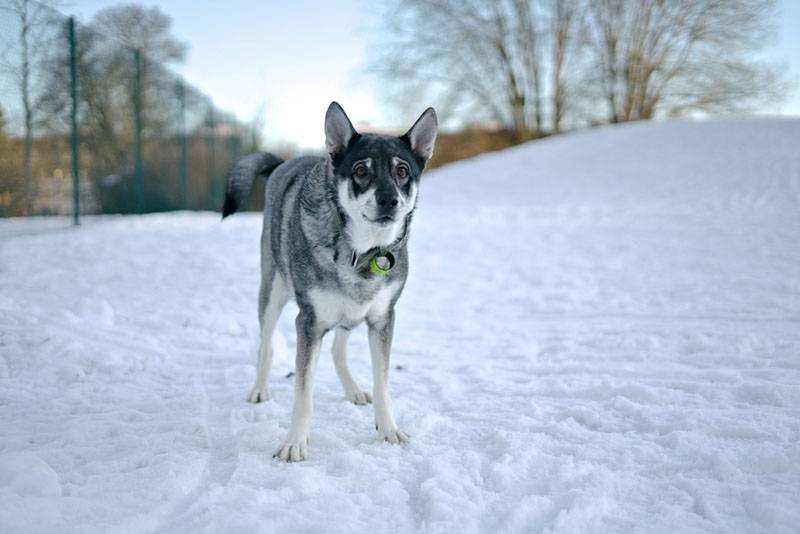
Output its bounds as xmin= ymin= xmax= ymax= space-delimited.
xmin=222 ymin=102 xmax=437 ymax=461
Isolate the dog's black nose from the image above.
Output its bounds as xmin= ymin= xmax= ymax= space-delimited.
xmin=377 ymin=197 xmax=399 ymax=207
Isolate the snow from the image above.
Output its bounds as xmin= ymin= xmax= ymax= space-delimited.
xmin=1 ymin=117 xmax=799 ymax=533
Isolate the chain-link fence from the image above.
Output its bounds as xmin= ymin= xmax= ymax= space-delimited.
xmin=0 ymin=0 xmax=258 ymax=221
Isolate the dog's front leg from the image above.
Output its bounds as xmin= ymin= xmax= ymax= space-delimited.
xmin=368 ymin=310 xmax=409 ymax=444
xmin=274 ymin=311 xmax=322 ymax=462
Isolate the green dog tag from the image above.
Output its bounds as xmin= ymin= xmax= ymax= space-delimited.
xmin=370 ymin=253 xmax=395 ymax=275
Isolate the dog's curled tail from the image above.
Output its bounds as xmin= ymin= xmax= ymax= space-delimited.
xmin=221 ymin=152 xmax=284 ymax=218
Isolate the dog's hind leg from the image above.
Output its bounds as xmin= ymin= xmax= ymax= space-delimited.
xmin=248 ymin=274 xmax=288 ymax=403
xmin=274 ymin=309 xmax=322 ymax=461
xmin=332 ymin=327 xmax=372 ymax=405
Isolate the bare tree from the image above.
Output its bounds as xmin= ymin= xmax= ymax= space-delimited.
xmin=548 ymin=0 xmax=582 ymax=133
xmin=90 ymin=4 xmax=187 ymax=135
xmin=90 ymin=4 xmax=186 ymax=64
xmin=0 ymin=0 xmax=59 ymax=215
xmin=371 ymin=0 xmax=558 ymax=139
xmin=38 ymin=4 xmax=189 ymax=170
xmin=510 ymin=0 xmax=542 ymax=133
xmin=371 ymin=0 xmax=783 ymax=138
xmin=586 ymin=0 xmax=783 ymax=122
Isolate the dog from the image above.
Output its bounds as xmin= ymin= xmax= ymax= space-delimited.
xmin=222 ymin=102 xmax=438 ymax=461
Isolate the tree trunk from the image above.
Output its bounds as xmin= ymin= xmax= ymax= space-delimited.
xmin=20 ymin=0 xmax=33 ymax=215
xmin=511 ymin=94 xmax=527 ymax=141
xmin=551 ymin=0 xmax=573 ymax=135
xmin=606 ymin=33 xmax=620 ymax=123
xmin=532 ymin=57 xmax=542 ymax=133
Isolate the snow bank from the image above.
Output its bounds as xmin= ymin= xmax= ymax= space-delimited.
xmin=1 ymin=118 xmax=798 ymax=533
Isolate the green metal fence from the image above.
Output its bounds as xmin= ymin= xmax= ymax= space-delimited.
xmin=0 ymin=0 xmax=259 ymax=221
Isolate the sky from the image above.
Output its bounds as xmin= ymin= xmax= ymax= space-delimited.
xmin=65 ymin=0 xmax=800 ymax=150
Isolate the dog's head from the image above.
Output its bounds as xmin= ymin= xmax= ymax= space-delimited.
xmin=325 ymin=102 xmax=437 ymax=251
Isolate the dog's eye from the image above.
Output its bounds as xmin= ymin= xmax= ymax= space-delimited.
xmin=353 ymin=164 xmax=369 ymax=183
xmin=396 ymin=165 xmax=409 ymax=184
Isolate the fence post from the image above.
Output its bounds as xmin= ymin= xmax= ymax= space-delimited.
xmin=176 ymin=80 xmax=189 ymax=209
xmin=207 ymin=106 xmax=216 ymax=208
xmin=68 ymin=17 xmax=80 ymax=226
xmin=133 ymin=48 xmax=144 ymax=213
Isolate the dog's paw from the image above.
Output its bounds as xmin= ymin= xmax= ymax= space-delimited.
xmin=273 ymin=434 xmax=310 ymax=462
xmin=247 ymin=385 xmax=270 ymax=403
xmin=378 ymin=427 xmax=410 ymax=445
xmin=345 ymin=388 xmax=372 ymax=406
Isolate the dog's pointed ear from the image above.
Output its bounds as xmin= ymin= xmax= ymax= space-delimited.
xmin=402 ymin=107 xmax=438 ymax=161
xmin=325 ymin=101 xmax=357 ymax=156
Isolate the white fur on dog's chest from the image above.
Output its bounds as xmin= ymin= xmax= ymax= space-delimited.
xmin=309 ymin=281 xmax=400 ymax=327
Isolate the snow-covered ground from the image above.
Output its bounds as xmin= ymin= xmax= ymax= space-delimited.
xmin=1 ymin=118 xmax=799 ymax=533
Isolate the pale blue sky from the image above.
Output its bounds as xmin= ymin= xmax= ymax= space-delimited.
xmin=67 ymin=0 xmax=800 ymax=149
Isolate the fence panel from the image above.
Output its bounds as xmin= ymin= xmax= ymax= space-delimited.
xmin=0 ymin=0 xmax=258 ymax=219
xmin=0 ymin=1 xmax=75 ymax=217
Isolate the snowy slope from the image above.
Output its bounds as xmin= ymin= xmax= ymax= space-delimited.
xmin=1 ymin=118 xmax=799 ymax=533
